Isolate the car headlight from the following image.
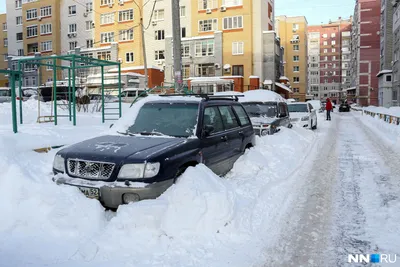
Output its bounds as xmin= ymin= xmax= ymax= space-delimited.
xmin=118 ymin=162 xmax=160 ymax=179
xmin=53 ymin=154 xmax=65 ymax=172
xmin=301 ymin=116 xmax=309 ymax=121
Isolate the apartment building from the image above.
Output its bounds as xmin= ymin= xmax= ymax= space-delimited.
xmin=6 ymin=0 xmax=23 ymax=58
xmin=0 ymin=14 xmax=7 ymax=87
xmin=164 ymin=0 xmax=275 ymax=90
xmin=349 ymin=0 xmax=381 ymax=106
xmin=393 ymin=0 xmax=400 ymax=104
xmin=377 ymin=0 xmax=394 ymax=107
xmin=307 ymin=30 xmax=320 ymax=99
xmin=276 ymin=16 xmax=308 ymax=101
xmin=308 ymin=18 xmax=352 ymax=104
xmin=341 ymin=26 xmax=352 ymax=92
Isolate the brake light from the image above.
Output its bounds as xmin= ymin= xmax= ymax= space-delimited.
xmin=16 ymin=97 xmax=20 ymax=100
xmin=262 ymin=124 xmax=270 ymax=127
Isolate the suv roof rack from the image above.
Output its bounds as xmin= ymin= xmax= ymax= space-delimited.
xmin=158 ymin=93 xmax=244 ymax=102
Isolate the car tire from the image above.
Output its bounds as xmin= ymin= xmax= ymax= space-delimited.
xmin=173 ymin=166 xmax=188 ymax=184
xmin=288 ymin=123 xmax=293 ymax=129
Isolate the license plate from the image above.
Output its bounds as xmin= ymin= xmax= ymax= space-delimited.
xmin=78 ymin=186 xmax=100 ymax=199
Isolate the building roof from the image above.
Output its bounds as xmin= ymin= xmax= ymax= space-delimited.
xmin=376 ymin=70 xmax=393 ymax=77
xmin=275 ymin=82 xmax=292 ymax=93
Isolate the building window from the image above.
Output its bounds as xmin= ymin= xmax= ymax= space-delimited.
xmin=15 ymin=0 xmax=22 ymax=9
xmin=293 ymin=77 xmax=300 ymax=83
xmin=323 ymin=41 xmax=328 ymax=45
xmin=293 ymin=66 xmax=299 ymax=72
xmin=27 ymin=43 xmax=38 ymax=53
xmin=126 ymin=52 xmax=134 ymax=63
xmin=46 ymin=60 xmax=53 ymax=71
xmin=18 ymin=49 xmax=24 ymax=56
xmin=222 ymin=0 xmax=243 ymax=7
xmin=119 ymin=29 xmax=133 ymax=41
xmin=85 ymin=21 xmax=94 ymax=30
xmin=182 ymin=65 xmax=190 ymax=79
xmin=155 ymin=50 xmax=165 ymax=60
xmin=86 ymin=2 xmax=93 ymax=12
xmin=232 ymin=65 xmax=244 ymax=76
xmin=26 ymin=9 xmax=38 ymax=20
xmin=198 ymin=19 xmax=218 ymax=32
xmin=101 ymin=0 xmax=114 ymax=5
xmin=101 ymin=13 xmax=115 ymax=24
xmin=40 ymin=24 xmax=52 ymax=35
xmin=181 ymin=44 xmax=190 ymax=58
xmin=2 ymin=23 xmax=6 ymax=31
xmin=41 ymin=41 xmax=52 ymax=52
xmin=322 ymin=33 xmax=327 ymax=38
xmin=40 ymin=6 xmax=52 ymax=17
xmin=68 ymin=5 xmax=76 ymax=15
xmin=331 ymin=33 xmax=336 ymax=38
xmin=86 ymin=39 xmax=94 ymax=48
xmin=331 ymin=40 xmax=336 ymax=45
xmin=293 ymin=88 xmax=300 ymax=93
xmin=97 ymin=51 xmax=111 ymax=60
xmin=293 ymin=55 xmax=299 ymax=61
xmin=119 ymin=9 xmax=134 ymax=22
xmin=323 ymin=49 xmax=328 ymax=53
xmin=180 ymin=6 xmax=186 ymax=17
xmin=68 ymin=24 xmax=77 ymax=33
xmin=324 ymin=56 xmax=328 ymax=61
xmin=386 ymin=75 xmax=392 ymax=82
xmin=153 ymin=9 xmax=165 ymax=21
xmin=3 ymin=38 xmax=7 ymax=47
xmin=293 ymin=45 xmax=299 ymax=51
xmin=16 ymin=16 xmax=23 ymax=25
xmin=27 ymin=25 xmax=38 ymax=38
xmin=155 ymin=30 xmax=165 ymax=40
xmin=198 ymin=0 xmax=217 ymax=10
xmin=332 ymin=55 xmax=336 ymax=60
xmin=195 ymin=63 xmax=215 ymax=77
xmin=181 ymin=27 xmax=186 ymax=38
xmin=195 ymin=40 xmax=214 ymax=57
xmin=393 ymin=90 xmax=398 ymax=101
xmin=17 ymin=32 xmax=23 ymax=41
xmin=232 ymin=41 xmax=244 ymax=55
xmin=332 ymin=48 xmax=336 ymax=53
xmin=101 ymin=32 xmax=115 ymax=43
xmin=69 ymin=41 xmax=77 ymax=50
xmin=223 ymin=16 xmax=243 ymax=30
xmin=292 ymin=23 xmax=299 ymax=31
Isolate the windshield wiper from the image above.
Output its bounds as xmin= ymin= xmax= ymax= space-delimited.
xmin=117 ymin=131 xmax=135 ymax=136
xmin=138 ymin=131 xmax=165 ymax=136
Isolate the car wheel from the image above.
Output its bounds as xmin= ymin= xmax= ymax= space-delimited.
xmin=173 ymin=166 xmax=188 ymax=184
xmin=288 ymin=123 xmax=293 ymax=129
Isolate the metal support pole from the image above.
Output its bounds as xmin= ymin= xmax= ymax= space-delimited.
xmin=172 ymin=0 xmax=183 ymax=93
xmin=68 ymin=68 xmax=72 ymax=121
xmin=18 ymin=62 xmax=23 ymax=124
xmin=53 ymin=58 xmax=57 ymax=125
xmin=140 ymin=16 xmax=149 ymax=89
xmin=101 ymin=66 xmax=105 ymax=123
xmin=10 ymin=73 xmax=17 ymax=133
xmin=72 ymin=56 xmax=77 ymax=126
xmin=118 ymin=63 xmax=122 ymax=118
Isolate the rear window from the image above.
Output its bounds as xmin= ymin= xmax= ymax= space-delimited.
xmin=242 ymin=102 xmax=278 ymax=118
xmin=0 ymin=90 xmax=11 ymax=97
xmin=288 ymin=104 xmax=308 ymax=113
xmin=233 ymin=105 xmax=251 ymax=126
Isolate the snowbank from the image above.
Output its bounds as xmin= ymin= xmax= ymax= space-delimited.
xmin=363 ymin=105 xmax=400 ymax=117
xmin=0 ymin=98 xmax=327 ymax=266
xmin=240 ymin=89 xmax=287 ymax=103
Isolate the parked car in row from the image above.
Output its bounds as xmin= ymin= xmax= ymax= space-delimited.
xmin=119 ymin=88 xmax=148 ymax=103
xmin=0 ymin=87 xmax=36 ymax=103
xmin=239 ymin=90 xmax=292 ymax=136
xmin=339 ymin=102 xmax=351 ymax=112
xmin=288 ymin=102 xmax=318 ymax=129
xmin=307 ymin=100 xmax=324 ymax=113
xmin=53 ymin=94 xmax=255 ymax=209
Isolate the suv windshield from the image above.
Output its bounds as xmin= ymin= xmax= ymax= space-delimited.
xmin=242 ymin=102 xmax=277 ymax=118
xmin=288 ymin=104 xmax=308 ymax=113
xmin=126 ymin=102 xmax=199 ymax=137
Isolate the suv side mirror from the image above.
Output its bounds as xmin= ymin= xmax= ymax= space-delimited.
xmin=202 ymin=125 xmax=214 ymax=138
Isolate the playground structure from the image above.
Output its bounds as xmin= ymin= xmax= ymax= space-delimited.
xmin=9 ymin=54 xmax=122 ymax=133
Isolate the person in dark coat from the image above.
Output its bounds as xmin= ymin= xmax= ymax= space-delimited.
xmin=326 ymin=98 xmax=333 ymax=121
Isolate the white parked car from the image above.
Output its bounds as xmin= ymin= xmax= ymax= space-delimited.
xmin=288 ymin=102 xmax=318 ymax=130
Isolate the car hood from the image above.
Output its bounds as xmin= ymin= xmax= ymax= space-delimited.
xmin=60 ymin=135 xmax=187 ymax=163
xmin=290 ymin=112 xmax=309 ymax=119
xmin=250 ymin=116 xmax=277 ymax=125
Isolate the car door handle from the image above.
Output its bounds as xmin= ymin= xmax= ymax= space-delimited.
xmin=238 ymin=131 xmax=244 ymax=136
xmin=221 ymin=136 xmax=228 ymax=142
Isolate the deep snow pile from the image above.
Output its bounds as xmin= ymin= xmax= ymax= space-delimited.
xmin=363 ymin=105 xmax=400 ymax=117
xmin=0 ymin=100 xmax=323 ymax=266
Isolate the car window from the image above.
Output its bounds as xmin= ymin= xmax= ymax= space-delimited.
xmin=218 ymin=106 xmax=239 ymax=130
xmin=203 ymin=106 xmax=224 ymax=134
xmin=0 ymin=90 xmax=10 ymax=97
xmin=233 ymin=105 xmax=251 ymax=126
xmin=127 ymin=91 xmax=137 ymax=97
xmin=279 ymin=103 xmax=287 ymax=117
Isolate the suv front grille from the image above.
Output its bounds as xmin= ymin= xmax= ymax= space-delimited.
xmin=67 ymin=159 xmax=115 ymax=180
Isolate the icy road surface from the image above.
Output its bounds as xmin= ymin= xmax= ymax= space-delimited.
xmin=264 ymin=113 xmax=400 ymax=267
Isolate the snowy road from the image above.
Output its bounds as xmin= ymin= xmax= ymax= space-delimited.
xmin=264 ymin=113 xmax=400 ymax=267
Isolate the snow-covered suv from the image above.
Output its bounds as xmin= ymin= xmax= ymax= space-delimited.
xmin=52 ymin=95 xmax=255 ymax=209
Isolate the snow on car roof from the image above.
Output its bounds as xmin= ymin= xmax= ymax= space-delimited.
xmin=287 ymin=102 xmax=307 ymax=105
xmin=239 ymin=89 xmax=287 ymax=103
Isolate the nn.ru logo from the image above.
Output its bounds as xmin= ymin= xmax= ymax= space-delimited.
xmin=348 ymin=254 xmax=397 ymax=263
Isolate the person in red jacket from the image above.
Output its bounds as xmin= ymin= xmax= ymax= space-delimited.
xmin=326 ymin=98 xmax=333 ymax=121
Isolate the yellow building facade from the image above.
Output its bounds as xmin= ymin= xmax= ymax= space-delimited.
xmin=0 ymin=13 xmax=7 ymax=87
xmin=276 ymin=16 xmax=308 ymax=101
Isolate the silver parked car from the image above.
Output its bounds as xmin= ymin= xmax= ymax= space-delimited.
xmin=0 ymin=88 xmax=11 ymax=103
